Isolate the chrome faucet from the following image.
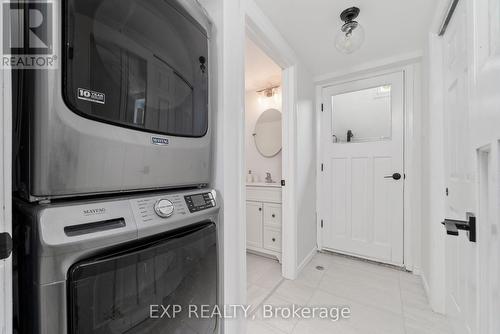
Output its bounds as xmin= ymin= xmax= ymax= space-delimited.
xmin=265 ymin=172 xmax=273 ymax=183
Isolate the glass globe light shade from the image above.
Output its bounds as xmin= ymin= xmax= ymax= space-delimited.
xmin=335 ymin=21 xmax=365 ymax=54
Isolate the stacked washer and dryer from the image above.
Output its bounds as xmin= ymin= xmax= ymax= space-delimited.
xmin=12 ymin=1 xmax=219 ymax=333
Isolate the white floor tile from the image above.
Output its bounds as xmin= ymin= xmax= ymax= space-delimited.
xmin=246 ymin=252 xmax=454 ymax=334
xmin=274 ymin=279 xmax=316 ymax=305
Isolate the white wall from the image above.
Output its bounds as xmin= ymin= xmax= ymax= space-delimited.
xmin=196 ymin=0 xmax=246 ymax=333
xmin=245 ymin=90 xmax=282 ymax=182
xmin=295 ymin=64 xmax=317 ymax=268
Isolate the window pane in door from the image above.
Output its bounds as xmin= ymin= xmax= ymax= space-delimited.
xmin=331 ymin=85 xmax=392 ymax=143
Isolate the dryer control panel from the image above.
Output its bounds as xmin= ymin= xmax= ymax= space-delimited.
xmin=184 ymin=192 xmax=216 ymax=213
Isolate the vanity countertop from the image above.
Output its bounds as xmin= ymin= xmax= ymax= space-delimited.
xmin=246 ymin=182 xmax=281 ymax=188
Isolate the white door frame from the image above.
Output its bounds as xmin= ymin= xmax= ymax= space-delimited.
xmin=315 ymin=61 xmax=423 ymax=272
xmin=244 ymin=0 xmax=299 ymax=279
xmin=0 ymin=67 xmax=13 ymax=333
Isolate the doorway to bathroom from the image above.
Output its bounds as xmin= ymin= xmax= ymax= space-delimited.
xmin=244 ymin=36 xmax=285 ymax=310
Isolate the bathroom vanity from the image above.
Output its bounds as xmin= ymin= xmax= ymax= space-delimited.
xmin=246 ymin=183 xmax=282 ymax=261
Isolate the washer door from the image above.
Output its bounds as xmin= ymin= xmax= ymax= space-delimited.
xmin=67 ymin=222 xmax=217 ymax=334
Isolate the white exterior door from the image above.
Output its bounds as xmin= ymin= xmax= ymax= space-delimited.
xmin=320 ymin=72 xmax=404 ymax=265
xmin=442 ymin=0 xmax=500 ymax=333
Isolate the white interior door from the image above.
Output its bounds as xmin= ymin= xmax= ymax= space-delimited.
xmin=442 ymin=0 xmax=500 ymax=333
xmin=442 ymin=2 xmax=478 ymax=333
xmin=320 ymin=72 xmax=404 ymax=265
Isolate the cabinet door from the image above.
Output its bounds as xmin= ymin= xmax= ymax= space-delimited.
xmin=263 ymin=203 xmax=282 ymax=228
xmin=263 ymin=227 xmax=282 ymax=252
xmin=246 ymin=202 xmax=263 ymax=249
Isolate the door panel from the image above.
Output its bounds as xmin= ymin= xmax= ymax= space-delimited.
xmin=320 ymin=72 xmax=404 ymax=265
xmin=442 ymin=2 xmax=477 ymax=333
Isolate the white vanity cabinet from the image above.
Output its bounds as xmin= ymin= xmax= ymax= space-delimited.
xmin=246 ymin=184 xmax=282 ymax=260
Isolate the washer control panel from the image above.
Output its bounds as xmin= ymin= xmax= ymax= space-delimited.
xmin=154 ymin=199 xmax=175 ymax=218
xmin=184 ymin=192 xmax=216 ymax=213
xmin=131 ymin=194 xmax=188 ymax=224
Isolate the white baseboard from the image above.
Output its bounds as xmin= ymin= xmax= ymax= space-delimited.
xmin=412 ymin=266 xmax=422 ymax=275
xmin=296 ymin=247 xmax=318 ymax=274
xmin=421 ymin=272 xmax=431 ymax=302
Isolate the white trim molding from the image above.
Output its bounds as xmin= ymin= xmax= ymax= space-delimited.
xmin=297 ymin=247 xmax=317 ymax=273
xmin=314 ymin=51 xmax=423 ymax=84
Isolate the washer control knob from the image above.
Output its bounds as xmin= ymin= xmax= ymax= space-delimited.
xmin=154 ymin=199 xmax=174 ymax=218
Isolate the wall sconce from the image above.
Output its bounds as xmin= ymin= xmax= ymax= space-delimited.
xmin=257 ymin=85 xmax=281 ymax=109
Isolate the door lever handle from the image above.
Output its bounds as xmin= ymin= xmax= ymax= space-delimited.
xmin=441 ymin=215 xmax=476 ymax=242
xmin=384 ymin=173 xmax=402 ymax=180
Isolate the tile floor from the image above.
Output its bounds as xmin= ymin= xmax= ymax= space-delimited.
xmin=246 ymin=251 xmax=453 ymax=334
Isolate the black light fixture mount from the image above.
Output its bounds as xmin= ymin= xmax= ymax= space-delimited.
xmin=340 ymin=7 xmax=360 ymax=35
xmin=340 ymin=7 xmax=360 ymax=24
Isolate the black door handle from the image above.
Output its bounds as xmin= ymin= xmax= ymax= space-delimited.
xmin=442 ymin=215 xmax=476 ymax=242
xmin=384 ymin=173 xmax=402 ymax=180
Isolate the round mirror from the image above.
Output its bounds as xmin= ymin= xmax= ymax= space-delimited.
xmin=253 ymin=108 xmax=282 ymax=157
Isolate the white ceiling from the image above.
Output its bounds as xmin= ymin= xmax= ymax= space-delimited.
xmin=245 ymin=37 xmax=282 ymax=92
xmin=254 ymin=0 xmax=436 ymax=77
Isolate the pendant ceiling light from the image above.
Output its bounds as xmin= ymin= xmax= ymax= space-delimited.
xmin=335 ymin=7 xmax=365 ymax=54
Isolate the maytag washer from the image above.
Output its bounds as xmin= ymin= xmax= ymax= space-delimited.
xmin=13 ymin=188 xmax=221 ymax=334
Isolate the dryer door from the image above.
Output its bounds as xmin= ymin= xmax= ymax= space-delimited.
xmin=67 ymin=222 xmax=217 ymax=334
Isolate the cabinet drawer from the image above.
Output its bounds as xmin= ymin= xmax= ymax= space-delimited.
xmin=263 ymin=203 xmax=281 ymax=228
xmin=263 ymin=227 xmax=281 ymax=252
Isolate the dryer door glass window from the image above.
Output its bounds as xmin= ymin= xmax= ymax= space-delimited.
xmin=67 ymin=223 xmax=217 ymax=334
xmin=64 ymin=0 xmax=209 ymax=137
